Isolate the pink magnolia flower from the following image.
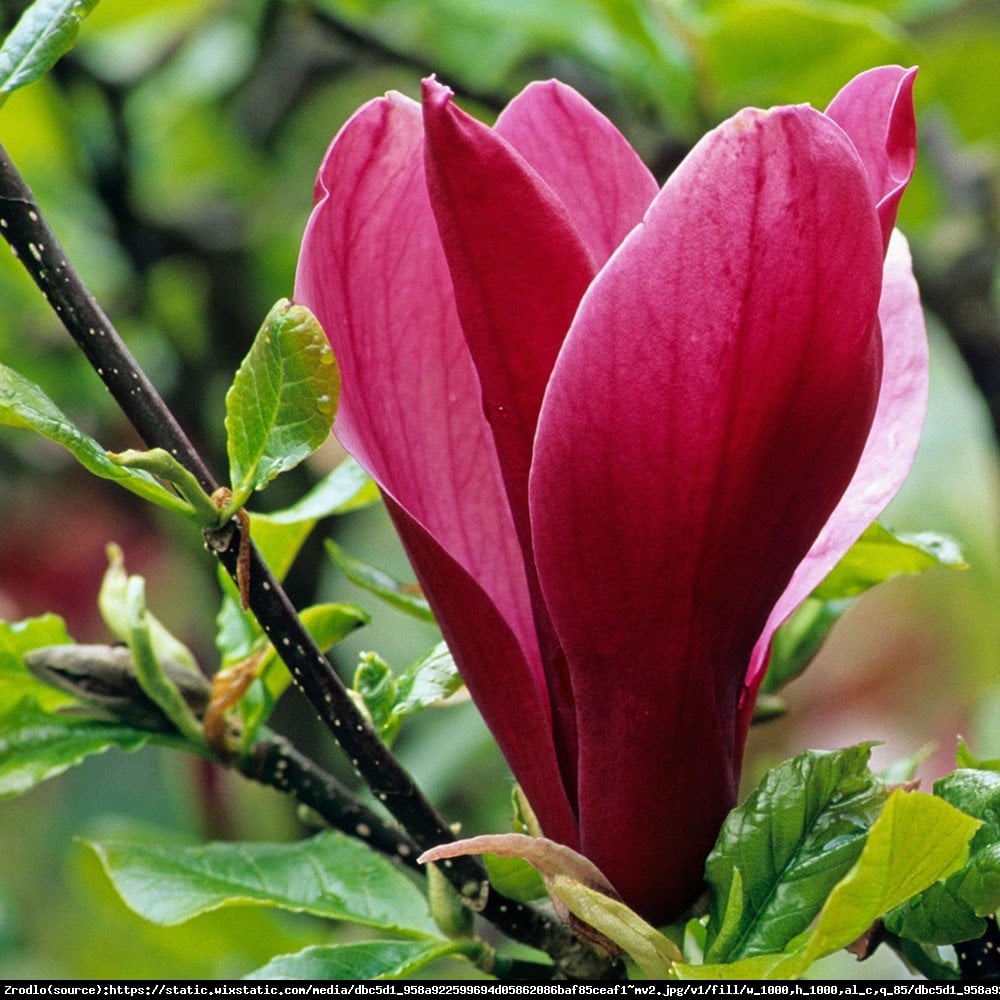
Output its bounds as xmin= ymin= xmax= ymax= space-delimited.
xmin=295 ymin=66 xmax=925 ymax=924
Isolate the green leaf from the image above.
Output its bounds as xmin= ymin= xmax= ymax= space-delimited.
xmin=350 ymin=644 xmax=462 ymax=748
xmin=394 ymin=642 xmax=463 ymax=719
xmin=0 ymin=614 xmax=75 ymax=712
xmin=813 ymin=522 xmax=965 ymax=601
xmin=887 ymin=769 xmax=1000 ymax=944
xmin=0 ymin=696 xmax=148 ymax=799
xmin=263 ymin=457 xmax=379 ymax=524
xmin=0 ymin=363 xmax=195 ymax=520
xmin=681 ymin=790 xmax=978 ymax=980
xmin=762 ymin=597 xmax=850 ymax=695
xmin=956 ymin=737 xmax=1000 ymax=773
xmin=704 ymin=744 xmax=886 ymax=962
xmin=108 ymin=448 xmax=220 ymax=526
xmin=0 ymin=0 xmax=101 ymax=106
xmin=89 ymin=830 xmax=438 ymax=937
xmin=325 ymin=539 xmax=434 ymax=622
xmin=243 ymin=940 xmax=464 ymax=981
xmin=550 ymin=875 xmax=681 ymax=978
xmin=224 ymin=300 xmax=339 ymax=508
xmin=762 ymin=523 xmax=964 ymax=697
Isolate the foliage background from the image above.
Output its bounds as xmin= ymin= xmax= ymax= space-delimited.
xmin=0 ymin=0 xmax=997 ymax=979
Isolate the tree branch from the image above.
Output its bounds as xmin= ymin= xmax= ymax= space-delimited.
xmin=0 ymin=144 xmax=620 ymax=980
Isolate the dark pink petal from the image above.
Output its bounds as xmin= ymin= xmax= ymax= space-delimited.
xmin=422 ymin=78 xmax=601 ymax=792
xmin=386 ymin=498 xmax=579 ymax=849
xmin=825 ymin=66 xmax=917 ymax=247
xmin=420 ymin=78 xmax=596 ymax=556
xmin=494 ymin=80 xmax=659 ymax=267
xmin=529 ymin=105 xmax=884 ymax=921
xmin=294 ymin=93 xmax=577 ymax=844
xmin=739 ymin=230 xmax=928 ymax=731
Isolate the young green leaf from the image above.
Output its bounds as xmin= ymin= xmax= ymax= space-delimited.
xmin=353 ymin=651 xmax=399 ymax=743
xmin=394 ymin=642 xmax=463 ymax=719
xmin=123 ymin=575 xmax=204 ymax=745
xmin=224 ymin=300 xmax=339 ymax=509
xmin=325 ymin=539 xmax=434 ymax=622
xmin=89 ymin=830 xmax=438 ymax=937
xmin=263 ymin=457 xmax=379 ymax=524
xmin=0 ymin=0 xmax=101 ymax=106
xmin=549 ymin=875 xmax=681 ymax=979
xmin=703 ymin=744 xmax=886 ymax=963
xmin=0 ymin=696 xmax=148 ymax=799
xmin=762 ymin=597 xmax=850 ymax=696
xmin=243 ymin=940 xmax=467 ymax=981
xmin=813 ymin=522 xmax=965 ymax=601
xmin=98 ymin=545 xmax=200 ymax=677
xmin=0 ymin=363 xmax=195 ymax=520
xmin=349 ymin=644 xmax=462 ymax=748
xmin=762 ymin=522 xmax=964 ymax=697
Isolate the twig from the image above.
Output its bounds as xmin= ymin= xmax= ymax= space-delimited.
xmin=0 ymin=144 xmax=620 ymax=980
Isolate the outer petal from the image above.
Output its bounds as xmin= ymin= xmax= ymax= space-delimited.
xmin=293 ymin=94 xmax=576 ymax=842
xmin=529 ymin=105 xmax=884 ymax=921
xmin=494 ymin=80 xmax=659 ymax=267
xmin=740 ymin=231 xmax=929 ymax=715
xmin=825 ymin=65 xmax=917 ymax=247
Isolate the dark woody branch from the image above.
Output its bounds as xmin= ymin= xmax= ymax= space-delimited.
xmin=0 ymin=144 xmax=619 ymax=981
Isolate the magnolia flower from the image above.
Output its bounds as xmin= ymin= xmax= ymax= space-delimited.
xmin=295 ymin=66 xmax=925 ymax=923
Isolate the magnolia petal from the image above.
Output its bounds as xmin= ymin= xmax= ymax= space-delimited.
xmin=494 ymin=80 xmax=659 ymax=267
xmin=294 ymin=94 xmax=577 ymax=839
xmin=296 ymin=93 xmax=532 ymax=655
xmin=387 ymin=499 xmax=579 ymax=850
xmin=825 ymin=65 xmax=917 ymax=247
xmin=530 ymin=105 xmax=884 ymax=921
xmin=421 ymin=77 xmax=596 ymax=554
xmin=740 ymin=230 xmax=928 ymax=719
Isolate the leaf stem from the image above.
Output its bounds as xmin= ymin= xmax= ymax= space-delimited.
xmin=0 ymin=143 xmax=620 ymax=981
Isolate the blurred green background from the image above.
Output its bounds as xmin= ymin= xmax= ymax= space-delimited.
xmin=0 ymin=0 xmax=998 ymax=980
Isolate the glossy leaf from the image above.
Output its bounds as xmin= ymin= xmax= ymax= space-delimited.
xmin=89 ymin=830 xmax=438 ymax=937
xmin=325 ymin=539 xmax=434 ymax=622
xmin=0 ymin=696 xmax=148 ymax=799
xmin=224 ymin=300 xmax=339 ymax=508
xmin=243 ymin=940 xmax=464 ymax=981
xmin=887 ymin=769 xmax=1000 ymax=944
xmin=682 ymin=790 xmax=978 ymax=980
xmin=704 ymin=745 xmax=886 ymax=962
xmin=0 ymin=0 xmax=101 ymax=106
xmin=0 ymin=363 xmax=194 ymax=519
